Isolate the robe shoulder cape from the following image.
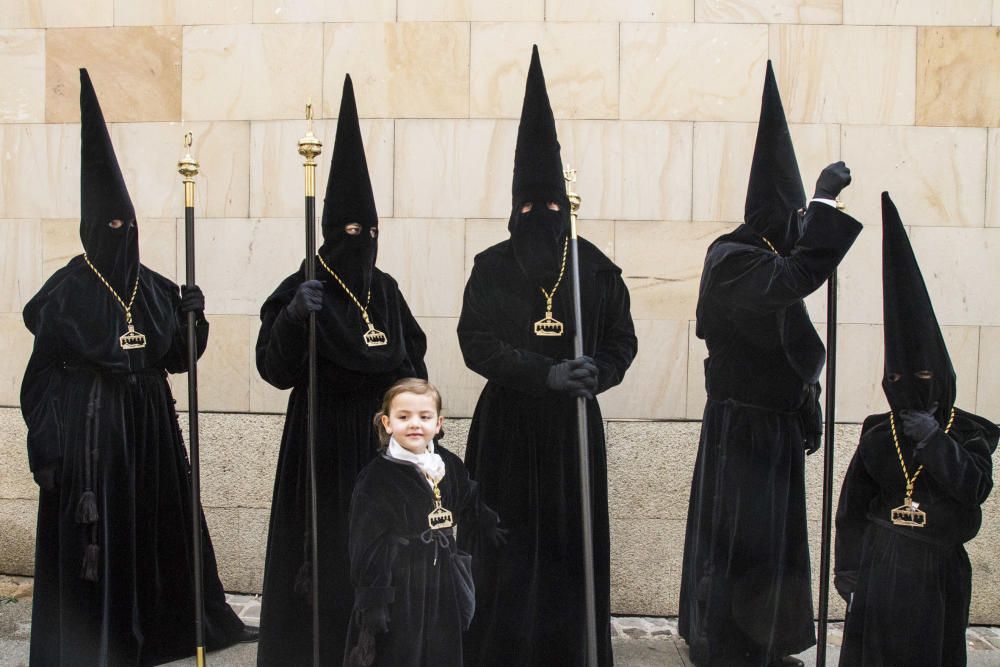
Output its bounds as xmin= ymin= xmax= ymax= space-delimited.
xmin=458 ymin=235 xmax=637 ymax=667
xmin=255 ymin=263 xmax=427 ymax=667
xmin=21 ymin=255 xmax=243 ymax=666
xmin=835 ymin=409 xmax=997 ymax=666
xmin=679 ymin=203 xmax=862 ymax=666
xmin=344 ymin=445 xmax=501 ymax=667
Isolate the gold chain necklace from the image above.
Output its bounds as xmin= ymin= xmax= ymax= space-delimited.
xmin=760 ymin=235 xmax=778 ymax=254
xmin=533 ymin=236 xmax=569 ymax=336
xmin=888 ymin=406 xmax=955 ymax=528
xmin=315 ymin=254 xmax=387 ymax=347
xmin=82 ymin=253 xmax=146 ymax=349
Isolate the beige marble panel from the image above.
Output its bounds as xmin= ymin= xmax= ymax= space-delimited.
xmin=0 ymin=220 xmax=41 ymax=313
xmin=917 ymin=27 xmax=1000 ymax=128
xmin=685 ymin=319 xmax=706 ymax=419
xmin=43 ymin=0 xmax=114 ymax=27
xmin=114 ymin=0 xmax=252 ymax=24
xmin=600 ymin=318 xmax=688 ymax=420
xmin=835 ymin=324 xmax=981 ymax=422
xmin=172 ymin=315 xmax=252 ymax=413
xmin=989 ymin=129 xmax=1000 ymax=229
xmin=977 ymin=327 xmax=1000 ymax=417
xmin=996 ymin=0 xmax=1000 ymax=24
xmin=40 ymin=219 xmax=78 ymax=279
xmin=842 ymin=126 xmax=987 ymax=229
xmin=183 ymin=24 xmax=322 ymax=121
xmin=557 ymin=121 xmax=693 ymax=221
xmin=697 ymin=0 xmax=840 ymax=23
xmin=397 ymin=0 xmax=543 ymax=20
xmin=377 ymin=219 xmax=466 ymax=318
xmin=770 ymin=25 xmax=916 ymax=125
xmin=693 ymin=122 xmax=841 ymax=223
xmin=395 ymin=119 xmax=518 ymax=219
xmin=844 ymin=0 xmax=991 ymax=25
xmin=46 ymin=27 xmax=181 ymax=123
xmin=248 ymin=118 xmax=393 ymax=219
xmin=470 ymin=22 xmax=618 ymax=119
xmin=323 ymin=23 xmax=469 ymax=119
xmin=833 ymin=219 xmax=882 ymax=325
xmin=909 ymin=227 xmax=1000 ymax=327
xmin=0 ymin=124 xmax=80 ymax=219
xmin=418 ymin=316 xmax=485 ymax=419
xmin=248 ymin=316 xmax=291 ymax=414
xmin=252 ymin=0 xmax=394 ymax=22
xmin=548 ymin=0 xmax=692 ymax=21
xmin=615 ymin=220 xmax=733 ymax=321
xmin=621 ymin=23 xmax=768 ymax=122
xmin=184 ymin=218 xmax=306 ymax=316
xmin=0 ymin=30 xmax=44 ymax=122
xmin=111 ymin=121 xmax=251 ymax=220
xmin=0 ymin=314 xmax=33 ymax=406
xmin=0 ymin=1 xmax=42 ymax=28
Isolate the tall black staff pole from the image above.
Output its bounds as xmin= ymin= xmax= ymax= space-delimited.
xmin=564 ymin=167 xmax=598 ymax=667
xmin=816 ymin=200 xmax=843 ymax=666
xmin=178 ymin=132 xmax=206 ymax=667
xmin=298 ymin=103 xmax=323 ymax=667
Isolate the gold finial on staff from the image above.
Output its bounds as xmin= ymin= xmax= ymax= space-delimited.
xmin=177 ymin=131 xmax=199 ymax=207
xmin=298 ymin=102 xmax=323 ymax=197
xmin=563 ymin=165 xmax=581 ymax=239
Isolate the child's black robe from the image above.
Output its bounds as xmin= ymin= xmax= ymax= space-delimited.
xmin=344 ymin=445 xmax=497 ymax=667
xmin=835 ymin=409 xmax=997 ymax=666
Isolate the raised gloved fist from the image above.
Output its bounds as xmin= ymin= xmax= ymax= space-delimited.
xmin=179 ymin=284 xmax=205 ymax=315
xmin=813 ymin=161 xmax=852 ymax=200
xmin=286 ymin=280 xmax=324 ymax=323
xmin=547 ymin=356 xmax=599 ymax=399
xmin=900 ymin=405 xmax=940 ymax=443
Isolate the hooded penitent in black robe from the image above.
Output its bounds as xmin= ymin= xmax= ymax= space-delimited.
xmin=21 ymin=69 xmax=244 ymax=666
xmin=459 ymin=46 xmax=637 ymax=667
xmin=343 ymin=444 xmax=501 ymax=667
xmin=678 ymin=62 xmax=862 ymax=665
xmin=834 ymin=194 xmax=998 ymax=667
xmin=256 ymin=75 xmax=428 ymax=666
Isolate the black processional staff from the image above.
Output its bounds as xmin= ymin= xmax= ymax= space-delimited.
xmin=298 ymin=102 xmax=323 ymax=667
xmin=563 ymin=166 xmax=598 ymax=667
xmin=816 ymin=199 xmax=845 ymax=667
xmin=178 ymin=132 xmax=207 ymax=667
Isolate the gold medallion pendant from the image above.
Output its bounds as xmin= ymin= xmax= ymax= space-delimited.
xmin=317 ymin=254 xmax=390 ymax=348
xmin=83 ymin=253 xmax=146 ymax=350
xmin=428 ymin=484 xmax=454 ymax=530
xmin=890 ymin=497 xmax=927 ymax=528
xmin=363 ymin=324 xmax=388 ymax=347
xmin=119 ymin=323 xmax=147 ymax=350
xmin=534 ymin=237 xmax=569 ymax=337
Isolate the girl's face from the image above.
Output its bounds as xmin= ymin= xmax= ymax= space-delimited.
xmin=381 ymin=391 xmax=443 ymax=454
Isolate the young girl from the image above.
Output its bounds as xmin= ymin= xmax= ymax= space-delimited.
xmin=344 ymin=378 xmax=504 ymax=667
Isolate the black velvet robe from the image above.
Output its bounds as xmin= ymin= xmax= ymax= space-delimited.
xmin=21 ymin=255 xmax=244 ymax=666
xmin=679 ymin=203 xmax=862 ymax=665
xmin=256 ymin=262 xmax=427 ymax=666
xmin=458 ymin=237 xmax=637 ymax=667
xmin=344 ymin=445 xmax=499 ymax=667
xmin=835 ymin=409 xmax=997 ymax=666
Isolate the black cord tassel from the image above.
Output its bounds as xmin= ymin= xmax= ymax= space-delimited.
xmin=346 ymin=627 xmax=376 ymax=667
xmin=80 ymin=544 xmax=100 ymax=582
xmin=75 ymin=490 xmax=99 ymax=524
xmin=293 ymin=559 xmax=312 ymax=604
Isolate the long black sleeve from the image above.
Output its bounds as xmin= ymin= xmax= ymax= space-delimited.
xmin=592 ymin=271 xmax=637 ymax=395
xmin=915 ymin=428 xmax=994 ymax=508
xmin=256 ymin=303 xmax=309 ymax=390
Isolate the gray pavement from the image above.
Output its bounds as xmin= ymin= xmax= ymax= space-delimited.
xmin=3 ymin=578 xmax=1000 ymax=666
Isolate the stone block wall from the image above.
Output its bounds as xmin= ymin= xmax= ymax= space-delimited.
xmin=2 ymin=0 xmax=999 ymax=622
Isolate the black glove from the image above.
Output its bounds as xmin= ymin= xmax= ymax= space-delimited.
xmin=900 ymin=405 xmax=940 ymax=443
xmin=813 ymin=161 xmax=852 ymax=200
xmin=286 ymin=280 xmax=324 ymax=323
xmin=179 ymin=284 xmax=205 ymax=316
xmin=33 ymin=466 xmax=58 ymax=492
xmin=546 ymin=356 xmax=598 ymax=399
xmin=834 ymin=571 xmax=857 ymax=605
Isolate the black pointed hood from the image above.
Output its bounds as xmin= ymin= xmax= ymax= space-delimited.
xmin=320 ymin=74 xmax=378 ymax=295
xmin=744 ymin=60 xmax=806 ymax=255
xmin=79 ymin=68 xmax=138 ymax=293
xmin=509 ymin=45 xmax=569 ymax=283
xmin=881 ymin=192 xmax=955 ymax=425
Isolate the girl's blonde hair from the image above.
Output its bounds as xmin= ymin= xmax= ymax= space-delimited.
xmin=373 ymin=377 xmax=443 ymax=450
